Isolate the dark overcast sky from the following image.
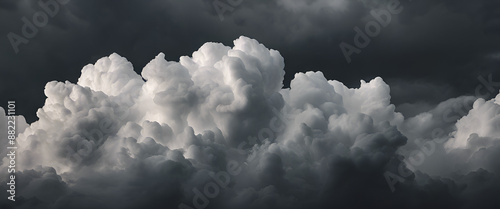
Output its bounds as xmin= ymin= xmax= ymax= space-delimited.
xmin=1 ymin=0 xmax=499 ymax=122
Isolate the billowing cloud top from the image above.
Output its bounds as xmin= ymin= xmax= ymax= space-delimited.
xmin=2 ymin=36 xmax=500 ymax=209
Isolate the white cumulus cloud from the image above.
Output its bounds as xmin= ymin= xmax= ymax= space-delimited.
xmin=2 ymin=36 xmax=500 ymax=209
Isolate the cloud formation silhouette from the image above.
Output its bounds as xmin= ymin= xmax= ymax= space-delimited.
xmin=2 ymin=36 xmax=500 ymax=209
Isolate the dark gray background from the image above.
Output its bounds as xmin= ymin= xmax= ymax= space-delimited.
xmin=1 ymin=0 xmax=499 ymax=122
